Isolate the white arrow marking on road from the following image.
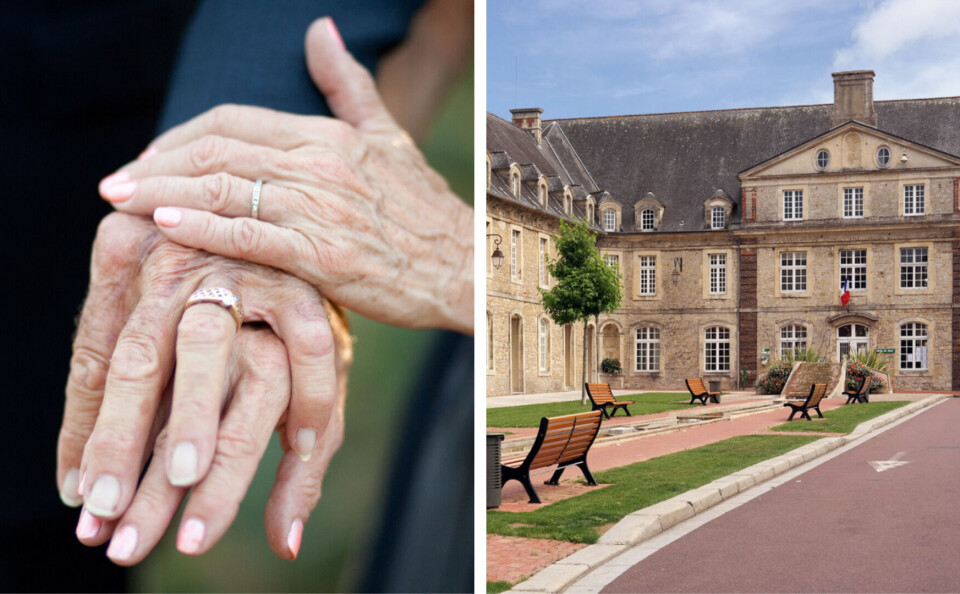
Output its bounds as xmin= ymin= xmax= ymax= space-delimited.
xmin=869 ymin=451 xmax=909 ymax=473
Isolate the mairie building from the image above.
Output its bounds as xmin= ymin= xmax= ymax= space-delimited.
xmin=486 ymin=70 xmax=960 ymax=396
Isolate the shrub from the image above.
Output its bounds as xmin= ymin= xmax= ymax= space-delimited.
xmin=845 ymin=360 xmax=875 ymax=391
xmin=844 ymin=349 xmax=890 ymax=372
xmin=756 ymin=361 xmax=792 ymax=394
xmin=601 ymin=358 xmax=622 ymax=375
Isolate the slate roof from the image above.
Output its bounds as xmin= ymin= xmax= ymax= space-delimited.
xmin=550 ymin=97 xmax=960 ymax=233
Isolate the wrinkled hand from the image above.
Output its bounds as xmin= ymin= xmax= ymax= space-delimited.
xmin=99 ymin=17 xmax=473 ymax=334
xmin=58 ymin=213 xmax=352 ymax=560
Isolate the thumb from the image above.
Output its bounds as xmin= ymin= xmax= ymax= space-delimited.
xmin=304 ymin=17 xmax=398 ymax=134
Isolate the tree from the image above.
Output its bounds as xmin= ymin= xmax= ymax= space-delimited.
xmin=540 ymin=219 xmax=623 ymax=404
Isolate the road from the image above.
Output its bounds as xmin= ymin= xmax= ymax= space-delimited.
xmin=601 ymin=399 xmax=960 ymax=593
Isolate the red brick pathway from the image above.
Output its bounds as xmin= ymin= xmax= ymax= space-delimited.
xmin=486 ymin=535 xmax=587 ymax=584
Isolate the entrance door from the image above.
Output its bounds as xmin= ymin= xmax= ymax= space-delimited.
xmin=510 ymin=315 xmax=524 ymax=393
xmin=838 ymin=323 xmax=869 ymax=360
xmin=564 ymin=325 xmax=574 ymax=388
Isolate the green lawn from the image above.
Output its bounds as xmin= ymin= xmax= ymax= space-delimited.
xmin=771 ymin=401 xmax=908 ymax=434
xmin=487 ymin=581 xmax=513 ymax=593
xmin=487 ymin=434 xmax=818 ymax=543
xmin=487 ymin=392 xmax=698 ymax=428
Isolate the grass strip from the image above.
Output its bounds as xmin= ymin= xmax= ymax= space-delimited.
xmin=770 ymin=401 xmax=908 ymax=434
xmin=487 ymin=434 xmax=817 ymax=543
xmin=487 ymin=581 xmax=513 ymax=593
xmin=487 ymin=392 xmax=699 ymax=428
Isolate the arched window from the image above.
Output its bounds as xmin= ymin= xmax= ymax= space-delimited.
xmin=641 ymin=209 xmax=654 ymax=231
xmin=586 ymin=203 xmax=594 ymax=223
xmin=635 ymin=327 xmax=660 ymax=372
xmin=780 ymin=325 xmax=807 ymax=359
xmin=538 ymin=181 xmax=548 ymax=207
xmin=900 ymin=322 xmax=928 ymax=370
xmin=539 ymin=318 xmax=550 ymax=371
xmin=603 ymin=209 xmax=616 ymax=232
xmin=837 ymin=323 xmax=869 ymax=360
xmin=711 ymin=206 xmax=725 ymax=229
xmin=704 ymin=326 xmax=730 ymax=372
xmin=487 ymin=312 xmax=494 ymax=371
xmin=511 ymin=171 xmax=521 ymax=197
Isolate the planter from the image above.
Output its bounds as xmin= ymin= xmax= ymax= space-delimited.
xmin=599 ymin=373 xmax=623 ymax=389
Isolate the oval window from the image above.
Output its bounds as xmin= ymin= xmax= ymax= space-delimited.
xmin=877 ymin=146 xmax=890 ymax=168
xmin=815 ymin=149 xmax=830 ymax=170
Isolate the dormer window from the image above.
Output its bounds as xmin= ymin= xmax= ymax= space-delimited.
xmin=510 ymin=171 xmax=521 ymax=197
xmin=586 ymin=203 xmax=594 ymax=224
xmin=538 ymin=180 xmax=548 ymax=208
xmin=815 ymin=149 xmax=830 ymax=171
xmin=641 ymin=209 xmax=654 ymax=231
xmin=711 ymin=206 xmax=725 ymax=229
xmin=603 ymin=209 xmax=616 ymax=232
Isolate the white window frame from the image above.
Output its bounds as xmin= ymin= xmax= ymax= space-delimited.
xmin=538 ymin=183 xmax=548 ymax=207
xmin=839 ymin=249 xmax=867 ymax=291
xmin=711 ymin=206 xmax=725 ymax=229
xmin=783 ymin=189 xmax=803 ymax=221
xmin=603 ymin=209 xmax=616 ymax=232
xmin=899 ymin=322 xmax=928 ymax=371
xmin=511 ymin=229 xmax=521 ymax=280
xmin=487 ymin=312 xmax=494 ymax=371
xmin=780 ymin=325 xmax=807 ymax=359
xmin=539 ymin=237 xmax=548 ymax=286
xmin=837 ymin=323 xmax=870 ymax=360
xmin=904 ymin=184 xmax=925 ymax=216
xmin=539 ymin=318 xmax=550 ymax=372
xmin=780 ymin=251 xmax=807 ymax=293
xmin=641 ymin=209 xmax=655 ymax=231
xmin=709 ymin=253 xmax=726 ymax=295
xmin=635 ymin=327 xmax=660 ymax=372
xmin=843 ymin=187 xmax=864 ymax=218
xmin=704 ymin=326 xmax=731 ymax=372
xmin=511 ymin=172 xmax=521 ymax=197
xmin=638 ymin=255 xmax=656 ymax=296
xmin=604 ymin=254 xmax=619 ymax=269
xmin=900 ymin=247 xmax=929 ymax=289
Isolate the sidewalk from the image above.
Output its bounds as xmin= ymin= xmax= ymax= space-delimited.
xmin=486 ymin=391 xmax=941 ymax=588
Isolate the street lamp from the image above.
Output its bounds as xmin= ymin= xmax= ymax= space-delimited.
xmin=487 ymin=234 xmax=505 ymax=269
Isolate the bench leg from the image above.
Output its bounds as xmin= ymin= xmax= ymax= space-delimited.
xmin=502 ymin=466 xmax=542 ymax=504
xmin=545 ymin=467 xmax=566 ymax=485
xmin=814 ymin=406 xmax=823 ymax=419
xmin=802 ymin=408 xmax=811 ymax=421
xmin=516 ymin=474 xmax=541 ymax=504
xmin=786 ymin=407 xmax=798 ymax=421
xmin=577 ymin=462 xmax=598 ymax=486
xmin=621 ymin=405 xmax=632 ymax=417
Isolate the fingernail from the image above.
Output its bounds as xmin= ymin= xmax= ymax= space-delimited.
xmin=154 ymin=207 xmax=182 ymax=228
xmin=295 ymin=428 xmax=317 ymax=462
xmin=287 ymin=519 xmax=303 ymax=560
xmin=60 ymin=468 xmax=82 ymax=507
xmin=76 ymin=509 xmax=101 ymax=540
xmin=103 ymin=180 xmax=136 ymax=203
xmin=326 ymin=17 xmax=345 ymax=51
xmin=169 ymin=441 xmax=198 ymax=486
xmin=177 ymin=518 xmax=205 ymax=554
xmin=138 ymin=147 xmax=157 ymax=160
xmin=78 ymin=470 xmax=86 ymax=496
xmin=107 ymin=525 xmax=138 ymax=561
xmin=99 ymin=171 xmax=130 ymax=195
xmin=85 ymin=474 xmax=121 ymax=516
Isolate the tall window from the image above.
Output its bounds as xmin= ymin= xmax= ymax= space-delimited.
xmin=704 ymin=327 xmax=730 ymax=372
xmin=635 ymin=327 xmax=660 ymax=372
xmin=638 ymin=256 xmax=656 ymax=296
xmin=539 ymin=318 xmax=550 ymax=371
xmin=586 ymin=204 xmax=594 ymax=224
xmin=839 ymin=249 xmax=867 ymax=291
xmin=900 ymin=322 xmax=928 ymax=370
xmin=641 ymin=209 xmax=654 ymax=231
xmin=904 ymin=185 xmax=925 ymax=215
xmin=709 ymin=253 xmax=726 ymax=295
xmin=780 ymin=325 xmax=807 ymax=359
xmin=511 ymin=229 xmax=521 ymax=280
xmin=900 ymin=247 xmax=928 ymax=289
xmin=784 ymin=190 xmax=803 ymax=220
xmin=780 ymin=251 xmax=807 ymax=292
xmin=538 ymin=183 xmax=548 ymax=207
xmin=603 ymin=209 xmax=616 ymax=232
xmin=487 ymin=312 xmax=494 ymax=371
xmin=843 ymin=187 xmax=864 ymax=218
xmin=510 ymin=171 xmax=521 ymax=197
xmin=711 ymin=206 xmax=725 ymax=229
xmin=604 ymin=254 xmax=619 ymax=269
xmin=539 ymin=237 xmax=548 ymax=286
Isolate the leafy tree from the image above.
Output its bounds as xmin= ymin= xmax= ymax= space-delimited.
xmin=540 ymin=220 xmax=623 ymax=403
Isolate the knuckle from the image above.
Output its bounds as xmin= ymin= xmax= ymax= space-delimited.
xmin=90 ymin=423 xmax=139 ymax=460
xmin=231 ymin=218 xmax=265 ymax=258
xmin=189 ymin=135 xmax=225 ymax=173
xmin=205 ymin=104 xmax=237 ymax=134
xmin=290 ymin=319 xmax=335 ymax=361
xmin=178 ymin=306 xmax=234 ymax=347
xmin=68 ymin=347 xmax=110 ymax=397
xmin=215 ymin=427 xmax=261 ymax=461
xmin=109 ymin=331 xmax=163 ymax=385
xmin=202 ymin=172 xmax=234 ymax=213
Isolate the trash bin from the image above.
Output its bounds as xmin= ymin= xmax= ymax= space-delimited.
xmin=487 ymin=433 xmax=505 ymax=509
xmin=709 ymin=380 xmax=722 ymax=394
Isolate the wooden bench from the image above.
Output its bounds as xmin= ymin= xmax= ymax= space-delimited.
xmin=585 ymin=383 xmax=633 ymax=419
xmin=844 ymin=376 xmax=871 ymax=404
xmin=500 ymin=410 xmax=602 ymax=504
xmin=784 ymin=383 xmax=827 ymax=421
xmin=685 ymin=378 xmax=721 ymax=406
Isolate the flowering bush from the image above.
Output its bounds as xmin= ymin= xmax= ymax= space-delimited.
xmin=869 ymin=376 xmax=887 ymax=392
xmin=756 ymin=361 xmax=792 ymax=394
xmin=601 ymin=358 xmax=622 ymax=375
xmin=845 ymin=361 xmax=874 ymax=391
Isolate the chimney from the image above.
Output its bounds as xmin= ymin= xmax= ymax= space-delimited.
xmin=830 ymin=70 xmax=877 ymax=128
xmin=510 ymin=107 xmax=543 ymax=143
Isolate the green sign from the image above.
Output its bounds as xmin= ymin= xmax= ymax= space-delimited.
xmin=876 ymin=348 xmax=895 ymax=354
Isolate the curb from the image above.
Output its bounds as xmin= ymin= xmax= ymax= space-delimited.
xmin=502 ymin=395 xmax=949 ymax=593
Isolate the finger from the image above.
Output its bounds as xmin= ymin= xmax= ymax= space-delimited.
xmin=164 ymin=283 xmax=241 ymax=488
xmin=80 ymin=293 xmax=178 ymax=520
xmin=174 ymin=327 xmax=290 ymax=557
xmin=75 ymin=507 xmax=117 ymax=548
xmin=305 ymin=17 xmax=400 ymax=134
xmin=274 ymin=295 xmax=337 ymax=462
xmin=152 ymin=207 xmax=312 ymax=278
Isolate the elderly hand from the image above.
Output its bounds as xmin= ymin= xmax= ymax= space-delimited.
xmin=98 ymin=17 xmax=473 ymax=334
xmin=59 ymin=213 xmax=352 ymax=560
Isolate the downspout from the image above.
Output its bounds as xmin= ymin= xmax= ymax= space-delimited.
xmin=727 ymin=227 xmax=742 ymax=389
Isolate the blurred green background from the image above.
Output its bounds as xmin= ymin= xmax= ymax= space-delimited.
xmin=132 ymin=66 xmax=474 ymax=592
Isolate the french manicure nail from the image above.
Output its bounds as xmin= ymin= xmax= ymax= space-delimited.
xmin=60 ymin=468 xmax=82 ymax=507
xmin=296 ymin=428 xmax=317 ymax=462
xmin=169 ymin=441 xmax=198 ymax=486
xmin=107 ymin=525 xmax=138 ymax=561
xmin=154 ymin=207 xmax=182 ymax=228
xmin=327 ymin=17 xmax=345 ymax=51
xmin=85 ymin=475 xmax=121 ymax=516
xmin=102 ymin=180 xmax=136 ymax=203
xmin=76 ymin=509 xmax=101 ymax=540
xmin=287 ymin=519 xmax=303 ymax=559
xmin=178 ymin=518 xmax=205 ymax=554
xmin=99 ymin=171 xmax=130 ymax=194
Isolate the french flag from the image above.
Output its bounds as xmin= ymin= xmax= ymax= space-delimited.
xmin=840 ymin=277 xmax=851 ymax=306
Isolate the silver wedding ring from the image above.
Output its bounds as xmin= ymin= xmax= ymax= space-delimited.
xmin=251 ymin=179 xmax=264 ymax=220
xmin=185 ymin=287 xmax=244 ymax=331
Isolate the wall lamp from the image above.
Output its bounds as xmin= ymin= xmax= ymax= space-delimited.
xmin=487 ymin=234 xmax=505 ymax=269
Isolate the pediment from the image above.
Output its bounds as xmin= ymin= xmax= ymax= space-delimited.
xmin=740 ymin=122 xmax=960 ymax=180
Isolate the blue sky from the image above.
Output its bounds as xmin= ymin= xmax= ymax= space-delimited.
xmin=487 ymin=0 xmax=960 ymax=120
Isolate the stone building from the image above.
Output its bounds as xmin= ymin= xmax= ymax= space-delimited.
xmin=486 ymin=71 xmax=960 ymax=396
